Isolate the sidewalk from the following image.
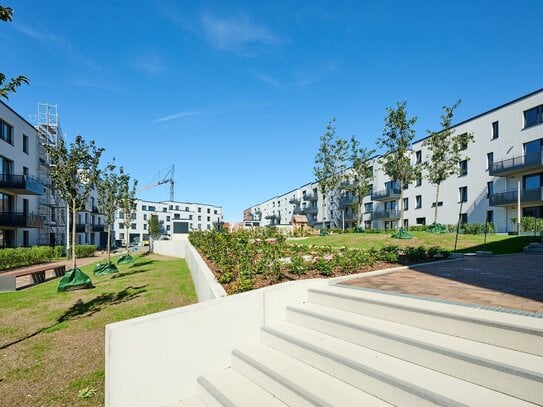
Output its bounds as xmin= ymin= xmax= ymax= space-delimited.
xmin=344 ymin=254 xmax=543 ymax=314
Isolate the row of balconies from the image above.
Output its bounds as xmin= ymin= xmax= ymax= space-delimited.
xmin=489 ymin=151 xmax=542 ymax=177
xmin=489 ymin=187 xmax=543 ymax=207
xmin=0 ymin=174 xmax=45 ymax=195
xmin=0 ymin=211 xmax=43 ymax=228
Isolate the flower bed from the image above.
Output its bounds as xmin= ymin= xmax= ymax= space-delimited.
xmin=189 ymin=230 xmax=449 ymax=294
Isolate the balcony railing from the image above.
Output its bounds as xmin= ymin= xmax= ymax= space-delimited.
xmin=339 ymin=196 xmax=356 ymax=208
xmin=489 ymin=151 xmax=543 ymax=176
xmin=0 ymin=212 xmax=43 ymax=228
xmin=0 ymin=174 xmax=45 ymax=195
xmin=75 ymin=224 xmax=88 ymax=233
xmin=489 ymin=187 xmax=543 ymax=206
xmin=370 ymin=210 xmax=401 ymax=220
xmin=92 ymin=224 xmax=105 ymax=232
xmin=303 ymin=193 xmax=318 ymax=201
xmin=264 ymin=214 xmax=280 ymax=220
xmin=371 ymin=188 xmax=401 ymax=201
xmin=302 ymin=206 xmax=318 ymax=214
xmin=289 ymin=198 xmax=300 ymax=205
xmin=339 ymin=181 xmax=355 ymax=190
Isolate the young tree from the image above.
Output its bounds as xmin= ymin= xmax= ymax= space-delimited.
xmin=45 ymin=135 xmax=103 ymax=289
xmin=377 ymin=102 xmax=418 ymax=238
xmin=343 ymin=136 xmax=375 ymax=228
xmin=148 ymin=214 xmax=161 ymax=253
xmin=117 ymin=168 xmax=137 ymax=263
xmin=95 ymin=161 xmax=120 ymax=272
xmin=0 ymin=6 xmax=29 ymax=99
xmin=313 ymin=119 xmax=347 ymax=230
xmin=422 ymin=100 xmax=474 ymax=231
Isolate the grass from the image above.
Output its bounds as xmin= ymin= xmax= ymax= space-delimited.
xmin=0 ymin=253 xmax=197 ymax=406
xmin=295 ymin=232 xmax=541 ymax=255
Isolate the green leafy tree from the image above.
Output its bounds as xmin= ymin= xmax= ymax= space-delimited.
xmin=0 ymin=5 xmax=29 ymax=99
xmin=422 ymin=100 xmax=474 ymax=227
xmin=148 ymin=214 xmax=161 ymax=253
xmin=96 ymin=161 xmax=120 ymax=264
xmin=343 ymin=136 xmax=375 ymax=227
xmin=313 ymin=118 xmax=347 ymax=229
xmin=45 ymin=135 xmax=103 ymax=270
xmin=117 ymin=169 xmax=137 ymax=255
xmin=377 ymin=102 xmax=418 ymax=237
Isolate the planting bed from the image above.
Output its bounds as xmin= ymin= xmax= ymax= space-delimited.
xmin=190 ymin=230 xmax=449 ymax=294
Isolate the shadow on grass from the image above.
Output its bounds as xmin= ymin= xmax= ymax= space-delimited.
xmin=111 ymin=268 xmax=151 ymax=279
xmin=455 ymin=235 xmax=540 ymax=255
xmin=0 ymin=285 xmax=147 ymax=350
xmin=129 ymin=260 xmax=155 ymax=268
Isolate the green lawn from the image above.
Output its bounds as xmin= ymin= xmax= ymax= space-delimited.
xmin=0 ymin=253 xmax=197 ymax=407
xmin=295 ymin=232 xmax=540 ymax=255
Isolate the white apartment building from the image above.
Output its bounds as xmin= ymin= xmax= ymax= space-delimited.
xmin=1 ymin=101 xmax=108 ymax=248
xmin=113 ymin=199 xmax=223 ymax=246
xmin=245 ymin=88 xmax=543 ymax=233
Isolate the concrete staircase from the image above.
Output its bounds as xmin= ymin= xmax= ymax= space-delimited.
xmin=181 ymin=284 xmax=543 ymax=406
xmin=524 ymin=242 xmax=543 ymax=255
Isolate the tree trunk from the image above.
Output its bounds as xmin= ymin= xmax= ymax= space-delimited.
xmin=434 ymin=183 xmax=440 ymax=224
xmin=72 ymin=199 xmax=77 ymax=270
xmin=357 ymin=198 xmax=363 ymax=228
xmin=322 ymin=194 xmax=326 ymax=230
xmin=107 ymin=225 xmax=111 ymax=264
xmin=125 ymin=223 xmax=129 ymax=255
xmin=399 ymin=186 xmax=404 ymax=230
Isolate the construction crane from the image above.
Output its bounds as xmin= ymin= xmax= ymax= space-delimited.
xmin=138 ymin=165 xmax=175 ymax=201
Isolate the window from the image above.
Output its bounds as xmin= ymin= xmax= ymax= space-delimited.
xmin=23 ymin=166 xmax=29 ymax=177
xmin=403 ymin=198 xmax=409 ymax=210
xmin=166 ymin=216 xmax=170 ymax=221
xmin=175 ymin=205 xmax=179 ymax=210
xmin=486 ymin=210 xmax=494 ymax=223
xmin=364 ymin=202 xmax=373 ymax=213
xmin=162 ymin=207 xmax=167 ymax=212
xmin=0 ymin=119 xmax=13 ymax=144
xmin=459 ymin=186 xmax=468 ymax=202
xmin=185 ymin=206 xmax=189 ymax=211
xmin=415 ymin=150 xmax=422 ymax=164
xmin=403 ymin=219 xmax=409 ymax=228
xmin=487 ymin=152 xmax=493 ymax=170
xmin=148 ymin=206 xmax=156 ymax=211
xmin=142 ymin=205 xmax=147 ymax=211
xmin=491 ymin=121 xmax=499 ymax=139
xmin=207 ymin=216 xmax=210 ymax=221
xmin=174 ymin=213 xmax=180 ymax=219
xmin=118 ymin=211 xmax=123 ymax=219
xmin=416 ymin=217 xmax=426 ymax=225
xmin=207 ymin=208 xmax=210 ymax=214
xmin=119 ymin=223 xmax=124 ymax=229
xmin=431 ymin=201 xmax=443 ymax=208
xmin=23 ymin=134 xmax=29 ymax=153
xmin=144 ymin=224 xmax=147 ymax=230
xmin=131 ymin=223 xmax=136 ymax=230
xmin=459 ymin=160 xmax=468 ymax=176
xmin=459 ymin=133 xmax=468 ymax=150
xmin=524 ymin=105 xmax=543 ymax=128
xmin=207 ymin=224 xmax=211 ymax=230
xmin=143 ymin=214 xmax=147 ymax=220
xmin=198 ymin=207 xmax=201 ymax=213
xmin=198 ymin=215 xmax=201 ymax=221
xmin=169 ymin=205 xmax=173 ymax=210
xmin=415 ymin=195 xmax=422 ymax=209
xmin=167 ymin=225 xmax=171 ymax=230
xmin=198 ymin=224 xmax=202 ymax=230
xmin=415 ymin=176 xmax=422 ymax=187
xmin=460 ymin=213 xmax=468 ymax=225
xmin=487 ymin=181 xmax=494 ymax=198
xmin=189 ymin=214 xmax=193 ymax=220
xmin=214 ymin=210 xmax=218 ymax=214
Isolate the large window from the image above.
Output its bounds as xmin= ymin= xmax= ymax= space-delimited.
xmin=459 ymin=186 xmax=468 ymax=202
xmin=524 ymin=105 xmax=543 ymax=128
xmin=415 ymin=195 xmax=422 ymax=209
xmin=486 ymin=152 xmax=493 ymax=170
xmin=487 ymin=181 xmax=494 ymax=198
xmin=23 ymin=134 xmax=29 ymax=153
xmin=491 ymin=121 xmax=499 ymax=139
xmin=0 ymin=119 xmax=13 ymax=144
xmin=459 ymin=160 xmax=468 ymax=176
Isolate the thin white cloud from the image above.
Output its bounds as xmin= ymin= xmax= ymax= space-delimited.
xmin=13 ymin=23 xmax=100 ymax=71
xmin=249 ymin=61 xmax=339 ymax=90
xmin=153 ymin=110 xmax=207 ymax=123
xmin=200 ymin=12 xmax=281 ymax=52
xmin=133 ymin=54 xmax=164 ymax=76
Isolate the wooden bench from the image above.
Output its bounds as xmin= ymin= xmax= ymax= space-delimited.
xmin=0 ymin=264 xmax=66 ymax=291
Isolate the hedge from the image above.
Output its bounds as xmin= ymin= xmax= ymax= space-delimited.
xmin=0 ymin=244 xmax=96 ymax=271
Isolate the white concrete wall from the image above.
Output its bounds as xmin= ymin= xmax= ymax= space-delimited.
xmin=105 ymin=278 xmax=329 ymax=407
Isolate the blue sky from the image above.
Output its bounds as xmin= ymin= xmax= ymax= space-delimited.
xmin=3 ymin=1 xmax=542 ymax=221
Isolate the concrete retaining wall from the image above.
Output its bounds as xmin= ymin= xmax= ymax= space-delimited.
xmin=105 ymin=278 xmax=329 ymax=407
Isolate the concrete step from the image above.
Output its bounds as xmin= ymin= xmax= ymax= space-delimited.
xmin=262 ymin=322 xmax=536 ymax=406
xmin=232 ymin=342 xmax=392 ymax=406
xmin=196 ymin=367 xmax=286 ymax=406
xmin=178 ymin=396 xmax=207 ymax=406
xmin=308 ymin=285 xmax=543 ymax=355
xmin=287 ymin=302 xmax=543 ymax=405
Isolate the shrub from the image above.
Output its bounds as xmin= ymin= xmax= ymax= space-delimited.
xmin=53 ymin=245 xmax=65 ymax=258
xmin=0 ymin=246 xmax=54 ymax=270
xmin=288 ymin=256 xmax=308 ymax=275
xmin=521 ymin=217 xmax=543 ymax=232
xmin=408 ymin=225 xmax=427 ymax=232
xmin=403 ymin=246 xmax=427 ymax=261
xmin=74 ymin=245 xmax=97 ymax=258
xmin=218 ymin=272 xmax=234 ymax=283
xmin=364 ymin=228 xmax=385 ymax=234
xmin=315 ymin=258 xmax=333 ymax=276
xmin=376 ymin=245 xmax=400 ymax=262
xmin=461 ymin=222 xmax=496 ymax=235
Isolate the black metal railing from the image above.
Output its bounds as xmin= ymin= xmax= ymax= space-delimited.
xmin=489 ymin=187 xmax=543 ymax=206
xmin=302 ymin=206 xmax=318 ymax=214
xmin=339 ymin=196 xmax=356 ymax=207
xmin=370 ymin=210 xmax=401 ymax=220
xmin=0 ymin=174 xmax=44 ymax=195
xmin=303 ymin=193 xmax=318 ymax=201
xmin=0 ymin=211 xmax=43 ymax=228
xmin=371 ymin=188 xmax=401 ymax=201
xmin=289 ymin=198 xmax=300 ymax=205
xmin=264 ymin=214 xmax=280 ymax=220
xmin=92 ymin=224 xmax=105 ymax=232
xmin=489 ymin=151 xmax=543 ymax=176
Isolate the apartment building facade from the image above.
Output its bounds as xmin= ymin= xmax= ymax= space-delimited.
xmin=1 ymin=101 xmax=108 ymax=248
xmin=245 ymin=88 xmax=543 ymax=233
xmin=113 ymin=199 xmax=223 ymax=246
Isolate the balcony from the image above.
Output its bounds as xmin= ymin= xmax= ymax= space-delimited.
xmin=0 ymin=174 xmax=44 ymax=195
xmin=91 ymin=206 xmax=100 ymax=214
xmin=75 ymin=224 xmax=88 ymax=233
xmin=292 ymin=208 xmax=304 ymax=215
xmin=370 ymin=210 xmax=401 ymax=220
xmin=38 ymin=194 xmax=57 ymax=206
xmin=339 ymin=195 xmax=356 ymax=208
xmin=302 ymin=206 xmax=318 ymax=214
xmin=0 ymin=212 xmax=43 ymax=228
xmin=489 ymin=187 xmax=543 ymax=207
xmin=92 ymin=224 xmax=105 ymax=232
xmin=371 ymin=188 xmax=400 ymax=201
xmin=264 ymin=214 xmax=280 ymax=220
xmin=489 ymin=151 xmax=543 ymax=176
xmin=288 ymin=197 xmax=300 ymax=205
xmin=303 ymin=193 xmax=318 ymax=201
xmin=339 ymin=181 xmax=355 ymax=190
